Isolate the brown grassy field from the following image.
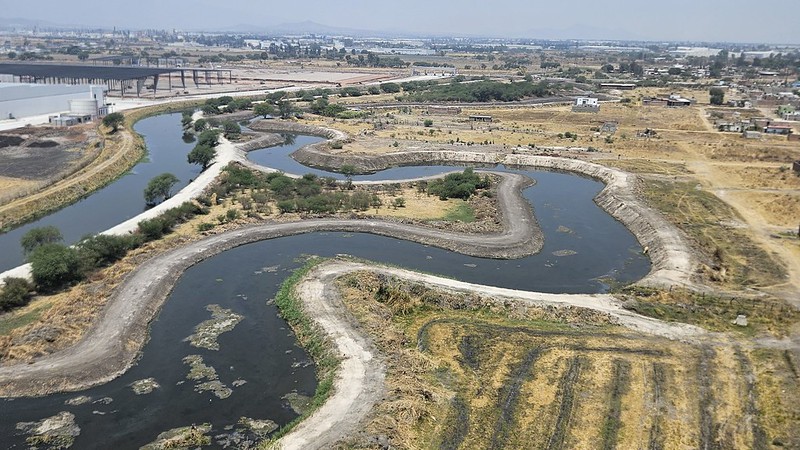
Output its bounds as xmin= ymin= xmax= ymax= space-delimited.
xmin=335 ymin=272 xmax=800 ymax=450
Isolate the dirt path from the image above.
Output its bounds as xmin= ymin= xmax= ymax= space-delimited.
xmin=271 ymin=259 xmax=706 ymax=449
xmin=687 ymin=158 xmax=800 ymax=303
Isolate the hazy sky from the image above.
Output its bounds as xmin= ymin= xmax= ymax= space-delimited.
xmin=4 ymin=0 xmax=799 ymax=44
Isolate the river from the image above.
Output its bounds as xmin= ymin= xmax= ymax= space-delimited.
xmin=0 ymin=114 xmax=650 ymax=448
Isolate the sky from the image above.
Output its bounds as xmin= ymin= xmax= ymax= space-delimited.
xmin=3 ymin=0 xmax=799 ymax=44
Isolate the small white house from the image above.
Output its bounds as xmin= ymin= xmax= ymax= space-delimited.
xmin=575 ymin=97 xmax=599 ymax=107
xmin=572 ymin=97 xmax=600 ymax=112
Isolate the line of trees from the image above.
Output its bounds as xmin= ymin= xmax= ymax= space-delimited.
xmin=401 ymin=80 xmax=552 ymax=103
xmin=1 ymin=202 xmax=211 ymax=308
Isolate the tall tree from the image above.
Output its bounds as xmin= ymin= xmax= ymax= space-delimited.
xmin=144 ymin=173 xmax=180 ymax=205
xmin=21 ymin=226 xmax=63 ymax=256
xmin=187 ymin=145 xmax=217 ymax=171
xmin=254 ymin=102 xmax=276 ymax=118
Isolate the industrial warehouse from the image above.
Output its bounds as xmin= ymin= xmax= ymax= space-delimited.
xmin=0 ymin=83 xmax=107 ymax=123
xmin=0 ymin=62 xmax=232 ymax=97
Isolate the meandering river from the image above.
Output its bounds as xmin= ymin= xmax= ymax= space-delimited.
xmin=0 ymin=114 xmax=650 ymax=448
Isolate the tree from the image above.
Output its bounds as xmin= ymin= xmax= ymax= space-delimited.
xmin=193 ymin=118 xmax=208 ymax=132
xmin=709 ymin=87 xmax=725 ymax=105
xmin=187 ymin=144 xmax=217 ymax=170
xmin=102 ymin=112 xmax=125 ymax=133
xmin=278 ymin=100 xmax=296 ymax=119
xmin=380 ymin=83 xmax=401 ymax=94
xmin=222 ymin=120 xmax=241 ymax=140
xmin=423 ymin=119 xmax=434 ymax=127
xmin=254 ymin=102 xmax=276 ymax=118
xmin=21 ymin=226 xmax=63 ymax=255
xmin=29 ymin=243 xmax=82 ymax=292
xmin=196 ymin=129 xmax=220 ymax=147
xmin=144 ymin=173 xmax=180 ymax=205
xmin=76 ymin=234 xmax=136 ymax=268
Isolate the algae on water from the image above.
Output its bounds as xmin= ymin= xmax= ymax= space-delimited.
xmin=16 ymin=411 xmax=80 ymax=449
xmin=130 ymin=378 xmax=160 ymax=395
xmin=183 ymin=354 xmax=233 ymax=399
xmin=185 ymin=304 xmax=243 ymax=351
xmin=140 ymin=423 xmax=212 ymax=450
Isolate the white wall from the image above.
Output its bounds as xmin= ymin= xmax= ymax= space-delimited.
xmin=0 ymin=83 xmax=105 ymax=119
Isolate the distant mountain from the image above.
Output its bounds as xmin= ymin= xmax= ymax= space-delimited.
xmin=222 ymin=20 xmax=414 ymax=38
xmin=523 ymin=24 xmax=644 ymax=42
xmin=0 ymin=16 xmax=79 ymax=30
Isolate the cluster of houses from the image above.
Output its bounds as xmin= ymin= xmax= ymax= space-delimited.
xmin=716 ymin=116 xmax=797 ymax=140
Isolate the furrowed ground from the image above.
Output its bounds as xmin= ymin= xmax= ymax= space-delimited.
xmin=335 ymin=271 xmax=800 ymax=450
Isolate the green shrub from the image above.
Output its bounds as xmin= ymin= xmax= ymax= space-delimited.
xmin=21 ymin=226 xmax=63 ymax=256
xmin=0 ymin=277 xmax=34 ymax=311
xmin=29 ymin=243 xmax=83 ymax=292
xmin=197 ymin=222 xmax=214 ymax=232
xmin=76 ymin=234 xmax=138 ymax=268
xmin=137 ymin=217 xmax=171 ymax=241
xmin=427 ymin=168 xmax=489 ymax=200
xmin=277 ymin=200 xmax=296 ymax=214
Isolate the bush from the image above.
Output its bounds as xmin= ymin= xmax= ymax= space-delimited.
xmin=137 ymin=217 xmax=171 ymax=241
xmin=380 ymin=83 xmax=401 ymax=93
xmin=0 ymin=277 xmax=34 ymax=311
xmin=21 ymin=226 xmax=63 ymax=255
xmin=277 ymin=200 xmax=296 ymax=213
xmin=423 ymin=119 xmax=434 ymax=127
xmin=76 ymin=234 xmax=138 ymax=269
xmin=193 ymin=118 xmax=208 ymax=132
xmin=29 ymin=243 xmax=83 ymax=292
xmin=197 ymin=222 xmax=215 ymax=232
xmin=427 ymin=167 xmax=488 ymax=200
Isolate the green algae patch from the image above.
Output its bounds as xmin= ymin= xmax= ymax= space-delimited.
xmin=64 ymin=396 xmax=91 ymax=406
xmin=185 ymin=304 xmax=243 ymax=351
xmin=16 ymin=411 xmax=80 ymax=449
xmin=130 ymin=378 xmax=160 ymax=395
xmin=282 ymin=392 xmax=313 ymax=415
xmin=140 ymin=423 xmax=212 ymax=450
xmin=183 ymin=354 xmax=232 ymax=399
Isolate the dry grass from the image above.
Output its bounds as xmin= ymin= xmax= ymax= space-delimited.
xmin=0 ymin=176 xmax=39 ymax=202
xmin=729 ymin=192 xmax=800 ymax=228
xmin=640 ymin=179 xmax=787 ymax=288
xmin=331 ymin=271 xmax=798 ymax=449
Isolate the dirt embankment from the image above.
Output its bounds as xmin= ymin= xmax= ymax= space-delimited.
xmin=248 ymin=120 xmax=347 ymax=141
xmin=237 ymin=133 xmax=286 ymax=152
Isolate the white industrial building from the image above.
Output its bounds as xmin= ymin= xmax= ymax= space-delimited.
xmin=0 ymin=83 xmax=108 ymax=121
